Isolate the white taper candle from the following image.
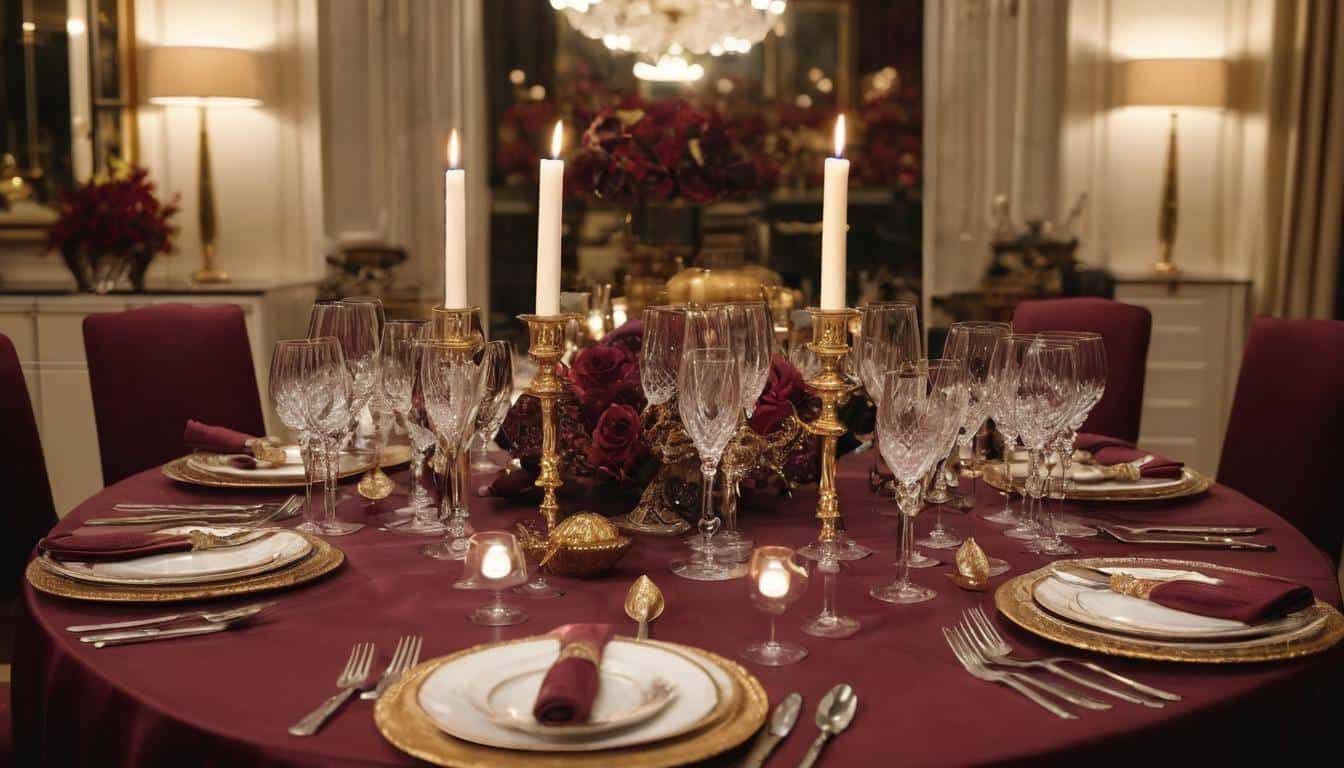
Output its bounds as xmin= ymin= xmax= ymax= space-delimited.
xmin=535 ymin=121 xmax=564 ymax=316
xmin=820 ymin=115 xmax=849 ymax=310
xmin=444 ymin=130 xmax=467 ymax=308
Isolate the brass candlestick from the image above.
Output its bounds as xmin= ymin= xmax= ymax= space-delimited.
xmin=519 ymin=314 xmax=579 ymax=533
xmin=800 ymin=307 xmax=861 ymax=549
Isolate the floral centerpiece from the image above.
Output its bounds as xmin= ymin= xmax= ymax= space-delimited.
xmin=489 ymin=320 xmax=820 ymax=520
xmin=46 ymin=160 xmax=179 ymax=293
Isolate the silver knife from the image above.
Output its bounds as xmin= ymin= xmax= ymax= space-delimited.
xmin=1097 ymin=526 xmax=1275 ymax=551
xmin=741 ymin=692 xmax=802 ymax=768
xmin=86 ymin=622 xmax=233 ymax=648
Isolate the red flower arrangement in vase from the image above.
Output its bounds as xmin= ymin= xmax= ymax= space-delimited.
xmin=45 ymin=161 xmax=179 ymax=293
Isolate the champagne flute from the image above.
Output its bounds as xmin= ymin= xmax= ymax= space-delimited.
xmin=470 ymin=340 xmax=515 ymax=472
xmin=418 ymin=341 xmax=485 ymax=560
xmin=741 ymin=546 xmax=810 ymax=666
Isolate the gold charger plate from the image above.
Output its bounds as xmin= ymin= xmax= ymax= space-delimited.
xmin=983 ymin=464 xmax=1211 ymax=502
xmin=375 ymin=638 xmax=768 ymax=768
xmin=26 ymin=533 xmax=343 ymax=603
xmin=162 ymin=444 xmax=412 ymax=489
xmin=995 ymin=557 xmax=1344 ymax=663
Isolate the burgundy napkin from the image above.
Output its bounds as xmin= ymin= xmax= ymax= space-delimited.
xmin=1076 ymin=432 xmax=1185 ymax=479
xmin=184 ymin=420 xmax=256 ymax=455
xmin=532 ymin=623 xmax=615 ymax=725
xmin=39 ymin=531 xmax=193 ymax=562
xmin=1130 ymin=572 xmax=1315 ymax=624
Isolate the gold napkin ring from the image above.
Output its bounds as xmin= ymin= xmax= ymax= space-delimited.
xmin=1109 ymin=573 xmax=1160 ymax=599
xmin=557 ymin=641 xmax=602 ymax=665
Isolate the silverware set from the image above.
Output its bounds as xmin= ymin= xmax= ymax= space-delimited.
xmin=742 ymin=684 xmax=856 ymax=768
xmin=289 ymin=635 xmax=423 ymax=736
xmin=87 ymin=495 xmax=304 ymax=527
xmin=68 ymin=602 xmax=276 ymax=648
xmin=944 ymin=607 xmax=1179 ymax=718
xmin=1095 ymin=524 xmax=1274 ymax=551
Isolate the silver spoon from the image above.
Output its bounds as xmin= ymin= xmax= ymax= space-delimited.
xmin=76 ymin=602 xmax=275 ymax=641
xmin=797 ymin=684 xmax=857 ymax=768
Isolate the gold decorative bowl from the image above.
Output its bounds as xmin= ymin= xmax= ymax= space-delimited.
xmin=518 ymin=512 xmax=633 ymax=577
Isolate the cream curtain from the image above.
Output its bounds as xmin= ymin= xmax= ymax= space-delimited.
xmin=1261 ymin=0 xmax=1344 ymax=318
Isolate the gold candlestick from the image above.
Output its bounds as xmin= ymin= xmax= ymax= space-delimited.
xmin=519 ymin=314 xmax=579 ymax=533
xmin=800 ymin=307 xmax=861 ymax=549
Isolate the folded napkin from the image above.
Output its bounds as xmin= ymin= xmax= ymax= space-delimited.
xmin=1111 ymin=571 xmax=1314 ymax=624
xmin=39 ymin=531 xmax=192 ymax=562
xmin=184 ymin=420 xmax=256 ymax=454
xmin=532 ymin=623 xmax=615 ymax=725
xmin=1075 ymin=433 xmax=1184 ymax=479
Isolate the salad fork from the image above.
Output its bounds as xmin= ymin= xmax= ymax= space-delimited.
xmin=361 ymin=635 xmax=423 ymax=701
xmin=966 ymin=607 xmax=1180 ymax=702
xmin=289 ymin=642 xmax=376 ymax=736
xmin=943 ymin=628 xmax=1076 ymax=719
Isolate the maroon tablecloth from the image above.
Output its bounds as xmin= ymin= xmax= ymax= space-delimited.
xmin=14 ymin=455 xmax=1344 ymax=767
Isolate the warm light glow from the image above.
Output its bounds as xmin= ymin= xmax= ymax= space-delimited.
xmin=447 ymin=130 xmax=460 ymax=169
xmin=21 ymin=21 xmax=35 ymax=33
xmin=757 ymin=562 xmax=790 ymax=598
xmin=633 ymin=54 xmax=705 ymax=82
xmin=66 ymin=18 xmax=86 ymax=36
xmin=481 ymin=544 xmax=513 ymax=579
xmin=550 ymin=121 xmax=564 ymax=159
xmin=833 ymin=115 xmax=846 ymax=158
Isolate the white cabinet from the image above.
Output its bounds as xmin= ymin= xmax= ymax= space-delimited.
xmin=1114 ymin=276 xmax=1251 ymax=477
xmin=0 ymin=281 xmax=317 ymax=516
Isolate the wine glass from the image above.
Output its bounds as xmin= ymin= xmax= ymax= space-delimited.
xmin=671 ymin=307 xmax=744 ymax=581
xmin=270 ymin=338 xmax=357 ymax=535
xmin=987 ymin=334 xmax=1032 ymax=529
xmin=871 ymin=359 xmax=966 ymax=604
xmin=942 ymin=321 xmax=1011 ymax=508
xmin=1035 ymin=331 xmax=1107 ymax=538
xmin=418 ymin=340 xmax=486 ymax=560
xmin=741 ymin=546 xmax=810 ymax=666
xmin=470 ymin=340 xmax=515 ymax=473
xmin=379 ymin=320 xmax=446 ymax=533
xmin=454 ymin=532 xmax=529 ymax=626
xmin=1010 ymin=338 xmax=1079 ymax=556
xmin=308 ymin=300 xmax=383 ymax=500
xmin=640 ymin=305 xmax=686 ymax=407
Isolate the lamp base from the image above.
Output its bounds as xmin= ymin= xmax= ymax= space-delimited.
xmin=1153 ymin=259 xmax=1180 ymax=276
xmin=192 ymin=266 xmax=231 ymax=284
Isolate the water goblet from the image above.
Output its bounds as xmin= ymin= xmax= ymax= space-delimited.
xmin=1010 ymin=338 xmax=1080 ymax=556
xmin=454 ymin=532 xmax=529 ymax=626
xmin=418 ymin=341 xmax=486 ymax=560
xmin=741 ymin=546 xmax=810 ymax=666
xmin=1034 ymin=331 xmax=1107 ymax=538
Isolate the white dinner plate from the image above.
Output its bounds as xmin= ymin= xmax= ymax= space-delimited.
xmin=467 ymin=654 xmax=676 ymax=738
xmin=188 ymin=446 xmax=367 ymax=481
xmin=417 ymin=638 xmax=723 ymax=752
xmin=43 ymin=526 xmax=312 ymax=586
xmin=1033 ymin=566 xmax=1313 ymax=641
xmin=1005 ymin=461 xmax=1186 ymax=490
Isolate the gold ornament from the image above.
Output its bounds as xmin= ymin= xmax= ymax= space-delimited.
xmin=518 ymin=512 xmax=631 ymax=577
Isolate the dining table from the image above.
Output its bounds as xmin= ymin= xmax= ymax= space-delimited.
xmin=14 ymin=452 xmax=1344 ymax=767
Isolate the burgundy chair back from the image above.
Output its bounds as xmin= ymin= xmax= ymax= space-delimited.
xmin=83 ymin=304 xmax=265 ymax=486
xmin=0 ymin=334 xmax=56 ymax=600
xmin=1012 ymin=297 xmax=1152 ymax=443
xmin=1218 ymin=317 xmax=1344 ymax=561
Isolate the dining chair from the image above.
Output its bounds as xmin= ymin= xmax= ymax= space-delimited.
xmin=1218 ymin=317 xmax=1344 ymax=563
xmin=0 ymin=333 xmax=57 ymax=602
xmin=83 ymin=303 xmax=266 ymax=486
xmin=1012 ymin=297 xmax=1152 ymax=443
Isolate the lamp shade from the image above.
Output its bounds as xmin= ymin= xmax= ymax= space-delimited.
xmin=144 ymin=46 xmax=264 ymax=107
xmin=1121 ymin=58 xmax=1226 ymax=108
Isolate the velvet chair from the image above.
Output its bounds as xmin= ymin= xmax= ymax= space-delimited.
xmin=1012 ymin=297 xmax=1152 ymax=443
xmin=83 ymin=303 xmax=266 ymax=486
xmin=1218 ymin=317 xmax=1344 ymax=562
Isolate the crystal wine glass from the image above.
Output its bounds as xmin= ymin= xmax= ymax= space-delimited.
xmin=988 ymin=334 xmax=1033 ymax=531
xmin=640 ymin=305 xmax=686 ymax=407
xmin=1034 ymin=331 xmax=1107 ymax=539
xmin=671 ymin=307 xmax=744 ymax=581
xmin=418 ymin=340 xmax=486 ymax=560
xmin=470 ymin=340 xmax=515 ymax=472
xmin=1010 ymin=337 xmax=1079 ymax=556
xmin=308 ymin=299 xmax=383 ymax=502
xmin=741 ymin=546 xmax=810 ymax=666
xmin=942 ymin=321 xmax=1011 ymax=507
xmin=380 ymin=320 xmax=447 ymax=533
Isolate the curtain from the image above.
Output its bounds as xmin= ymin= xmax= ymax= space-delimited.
xmin=1262 ymin=0 xmax=1344 ymax=319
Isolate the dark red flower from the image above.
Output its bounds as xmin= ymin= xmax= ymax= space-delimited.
xmin=600 ymin=319 xmax=644 ymax=354
xmin=586 ymin=404 xmax=647 ymax=480
xmin=750 ymin=355 xmax=807 ymax=435
xmin=571 ymin=344 xmax=637 ymax=407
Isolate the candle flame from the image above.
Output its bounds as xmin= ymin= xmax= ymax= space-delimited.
xmin=833 ymin=114 xmax=846 ymax=158
xmin=550 ymin=121 xmax=564 ymax=159
xmin=447 ymin=130 xmax=460 ymax=169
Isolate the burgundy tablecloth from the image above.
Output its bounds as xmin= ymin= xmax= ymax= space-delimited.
xmin=14 ymin=456 xmax=1344 ymax=767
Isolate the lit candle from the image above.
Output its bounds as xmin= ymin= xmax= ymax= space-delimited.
xmin=757 ymin=562 xmax=791 ymax=599
xmin=481 ymin=543 xmax=513 ymax=580
xmin=535 ymin=121 xmax=564 ymax=316
xmin=820 ymin=115 xmax=849 ymax=310
xmin=444 ymin=130 xmax=467 ymax=308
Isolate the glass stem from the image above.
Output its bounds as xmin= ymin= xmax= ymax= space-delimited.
xmin=697 ymin=463 xmax=718 ymax=569
xmin=323 ymin=439 xmax=340 ymax=527
xmin=819 ymin=566 xmax=837 ymax=620
xmin=898 ymin=495 xmax=915 ymax=588
xmin=299 ymin=439 xmax=318 ymax=527
xmin=768 ymin=614 xmax=778 ymax=647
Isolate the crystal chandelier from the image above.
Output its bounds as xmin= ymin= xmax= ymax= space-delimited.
xmin=552 ymin=0 xmax=787 ymax=82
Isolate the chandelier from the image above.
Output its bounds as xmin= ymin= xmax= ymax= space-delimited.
xmin=552 ymin=0 xmax=787 ymax=82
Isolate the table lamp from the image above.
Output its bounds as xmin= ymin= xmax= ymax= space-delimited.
xmin=1120 ymin=58 xmax=1226 ymax=275
xmin=144 ymin=46 xmax=264 ymax=284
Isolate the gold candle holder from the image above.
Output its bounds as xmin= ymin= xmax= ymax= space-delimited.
xmin=519 ymin=313 xmax=580 ymax=533
xmin=801 ymin=307 xmax=861 ymax=549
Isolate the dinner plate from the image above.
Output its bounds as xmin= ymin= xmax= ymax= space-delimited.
xmin=1033 ymin=566 xmax=1314 ymax=641
xmin=417 ymin=638 xmax=722 ymax=752
xmin=984 ymin=463 xmax=1210 ymax=502
xmin=187 ymin=446 xmax=364 ymax=480
xmin=1004 ymin=461 xmax=1186 ymax=490
xmin=40 ymin=526 xmax=312 ymax=586
xmin=467 ymin=655 xmax=676 ymax=738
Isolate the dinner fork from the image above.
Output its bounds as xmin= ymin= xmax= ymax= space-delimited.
xmin=943 ymin=628 xmax=1076 ymax=719
xmin=965 ymin=607 xmax=1181 ymax=703
xmin=949 ymin=626 xmax=1111 ymax=710
xmin=289 ymin=642 xmax=376 ymax=736
xmin=361 ymin=635 xmax=423 ymax=701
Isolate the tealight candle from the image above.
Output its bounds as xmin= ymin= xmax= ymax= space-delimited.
xmin=481 ymin=543 xmax=513 ymax=580
xmin=743 ymin=546 xmax=810 ymax=667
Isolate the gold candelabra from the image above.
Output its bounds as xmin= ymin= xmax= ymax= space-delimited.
xmin=519 ymin=314 xmax=579 ymax=533
xmin=801 ymin=307 xmax=860 ymax=547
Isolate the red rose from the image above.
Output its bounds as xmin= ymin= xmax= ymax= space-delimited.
xmin=586 ymin=404 xmax=646 ymax=479
xmin=571 ymin=344 xmax=637 ymax=407
xmin=750 ymin=355 xmax=806 ymax=435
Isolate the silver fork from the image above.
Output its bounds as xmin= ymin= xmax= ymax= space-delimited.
xmin=943 ymin=628 xmax=1076 ymax=720
xmin=289 ymin=642 xmax=376 ymax=736
xmin=967 ymin=607 xmax=1180 ymax=703
xmin=361 ymin=635 xmax=423 ymax=701
xmin=950 ymin=626 xmax=1111 ymax=711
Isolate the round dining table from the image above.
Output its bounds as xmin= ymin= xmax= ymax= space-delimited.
xmin=15 ymin=453 xmax=1344 ymax=767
